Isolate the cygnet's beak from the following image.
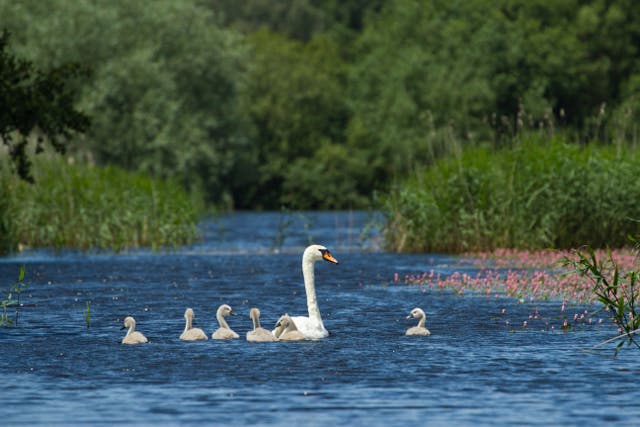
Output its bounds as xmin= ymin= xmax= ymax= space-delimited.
xmin=230 ymin=310 xmax=237 ymax=316
xmin=406 ymin=314 xmax=412 ymax=319
xmin=120 ymin=325 xmax=126 ymax=330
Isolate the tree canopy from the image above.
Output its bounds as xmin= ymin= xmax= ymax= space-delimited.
xmin=0 ymin=30 xmax=89 ymax=181
xmin=1 ymin=0 xmax=639 ymax=208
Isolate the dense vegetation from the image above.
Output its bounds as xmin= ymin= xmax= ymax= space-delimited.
xmin=0 ymin=30 xmax=89 ymax=181
xmin=1 ymin=0 xmax=638 ymax=211
xmin=0 ymin=156 xmax=200 ymax=253
xmin=384 ymin=137 xmax=640 ymax=253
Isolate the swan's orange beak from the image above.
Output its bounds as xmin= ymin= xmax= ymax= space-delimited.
xmin=323 ymin=251 xmax=339 ymax=264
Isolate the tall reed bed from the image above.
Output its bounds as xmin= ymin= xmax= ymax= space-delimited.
xmin=0 ymin=156 xmax=202 ymax=253
xmin=384 ymin=137 xmax=640 ymax=253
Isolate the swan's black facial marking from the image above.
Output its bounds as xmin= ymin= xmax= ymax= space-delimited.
xmin=319 ymin=248 xmax=339 ymax=264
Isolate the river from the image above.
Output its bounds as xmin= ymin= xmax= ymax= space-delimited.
xmin=0 ymin=211 xmax=637 ymax=426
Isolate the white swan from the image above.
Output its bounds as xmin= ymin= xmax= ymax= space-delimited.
xmin=406 ymin=307 xmax=431 ymax=336
xmin=246 ymin=307 xmax=277 ymax=342
xmin=180 ymin=308 xmax=208 ymax=341
xmin=272 ymin=244 xmax=338 ymax=340
xmin=275 ymin=314 xmax=306 ymax=341
xmin=212 ymin=304 xmax=239 ymax=340
xmin=121 ymin=316 xmax=148 ymax=344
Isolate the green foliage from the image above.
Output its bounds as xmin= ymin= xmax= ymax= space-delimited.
xmin=0 ymin=30 xmax=89 ymax=181
xmin=212 ymin=0 xmax=385 ymax=41
xmin=564 ymin=248 xmax=640 ymax=356
xmin=0 ymin=155 xmax=201 ymax=253
xmin=384 ymin=137 xmax=640 ymax=253
xmin=239 ymin=30 xmax=359 ymax=208
xmin=1 ymin=0 xmax=639 ymax=210
xmin=1 ymin=0 xmax=249 ymax=206
xmin=349 ymin=0 xmax=640 ymax=146
xmin=1 ymin=264 xmax=27 ymax=327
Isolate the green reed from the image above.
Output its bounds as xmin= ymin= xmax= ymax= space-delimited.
xmin=1 ymin=264 xmax=27 ymax=327
xmin=84 ymin=301 xmax=91 ymax=328
xmin=0 ymin=156 xmax=202 ymax=253
xmin=384 ymin=136 xmax=640 ymax=253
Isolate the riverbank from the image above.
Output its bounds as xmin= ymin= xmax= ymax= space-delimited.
xmin=0 ymin=156 xmax=202 ymax=254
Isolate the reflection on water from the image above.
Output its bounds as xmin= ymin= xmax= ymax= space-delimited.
xmin=0 ymin=211 xmax=637 ymax=426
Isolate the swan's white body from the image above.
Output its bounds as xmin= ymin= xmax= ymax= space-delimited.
xmin=121 ymin=316 xmax=148 ymax=344
xmin=406 ymin=307 xmax=431 ymax=336
xmin=212 ymin=304 xmax=239 ymax=340
xmin=272 ymin=244 xmax=338 ymax=340
xmin=180 ymin=308 xmax=208 ymax=341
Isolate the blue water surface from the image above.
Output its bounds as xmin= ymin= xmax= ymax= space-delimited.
xmin=0 ymin=211 xmax=637 ymax=426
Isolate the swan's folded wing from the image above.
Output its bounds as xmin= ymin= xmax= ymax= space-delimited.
xmin=290 ymin=316 xmax=328 ymax=340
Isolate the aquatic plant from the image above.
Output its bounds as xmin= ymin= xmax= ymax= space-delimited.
xmin=1 ymin=265 xmax=28 ymax=327
xmin=563 ymin=248 xmax=640 ymax=356
xmin=84 ymin=301 xmax=91 ymax=328
xmin=271 ymin=208 xmax=295 ymax=252
xmin=394 ymin=247 xmax=640 ymax=352
xmin=0 ymin=293 xmax=13 ymax=326
xmin=395 ymin=248 xmax=637 ymax=304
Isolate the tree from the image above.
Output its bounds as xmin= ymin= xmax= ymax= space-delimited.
xmin=0 ymin=30 xmax=89 ymax=181
xmin=1 ymin=0 xmax=251 ymax=206
xmin=240 ymin=30 xmax=355 ymax=208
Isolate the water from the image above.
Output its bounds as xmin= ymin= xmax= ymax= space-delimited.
xmin=0 ymin=211 xmax=638 ymax=426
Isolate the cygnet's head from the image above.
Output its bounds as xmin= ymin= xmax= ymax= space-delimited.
xmin=249 ymin=307 xmax=261 ymax=320
xmin=407 ymin=307 xmax=426 ymax=320
xmin=184 ymin=308 xmax=195 ymax=319
xmin=217 ymin=304 xmax=236 ymax=317
xmin=304 ymin=244 xmax=339 ymax=264
xmin=121 ymin=316 xmax=135 ymax=329
xmin=275 ymin=314 xmax=291 ymax=329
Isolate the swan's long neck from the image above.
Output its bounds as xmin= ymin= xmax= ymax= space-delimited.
xmin=184 ymin=316 xmax=192 ymax=333
xmin=302 ymin=257 xmax=323 ymax=325
xmin=127 ymin=323 xmax=135 ymax=337
xmin=217 ymin=312 xmax=230 ymax=330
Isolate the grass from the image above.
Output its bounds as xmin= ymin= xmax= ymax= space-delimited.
xmin=383 ymin=136 xmax=640 ymax=253
xmin=0 ymin=155 xmax=203 ymax=253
